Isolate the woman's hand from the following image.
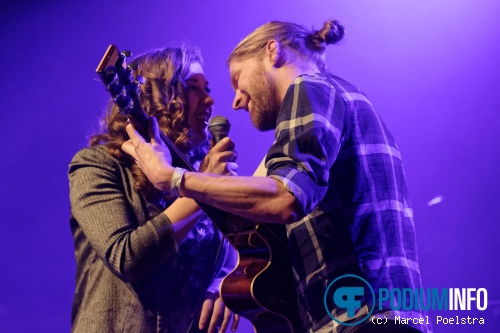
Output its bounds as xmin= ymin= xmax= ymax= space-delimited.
xmin=200 ymin=137 xmax=239 ymax=176
xmin=199 ymin=292 xmax=240 ymax=333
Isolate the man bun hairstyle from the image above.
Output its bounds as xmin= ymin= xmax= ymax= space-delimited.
xmin=228 ymin=18 xmax=345 ymax=73
xmin=307 ymin=19 xmax=345 ymax=51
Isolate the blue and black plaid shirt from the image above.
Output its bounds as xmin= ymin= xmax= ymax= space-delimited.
xmin=265 ymin=73 xmax=431 ymax=333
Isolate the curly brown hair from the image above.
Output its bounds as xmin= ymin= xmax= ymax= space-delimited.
xmin=90 ymin=45 xmax=209 ymax=204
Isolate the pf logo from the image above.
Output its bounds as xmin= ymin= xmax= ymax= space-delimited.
xmin=323 ymin=274 xmax=375 ymax=326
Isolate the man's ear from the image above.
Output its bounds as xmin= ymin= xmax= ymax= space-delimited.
xmin=265 ymin=39 xmax=286 ymax=68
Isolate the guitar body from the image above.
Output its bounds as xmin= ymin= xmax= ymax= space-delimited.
xmin=222 ymin=223 xmax=304 ymax=333
xmin=96 ymin=45 xmax=304 ymax=333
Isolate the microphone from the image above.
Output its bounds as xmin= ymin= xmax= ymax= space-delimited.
xmin=208 ymin=115 xmax=231 ymax=144
xmin=208 ymin=115 xmax=237 ymax=165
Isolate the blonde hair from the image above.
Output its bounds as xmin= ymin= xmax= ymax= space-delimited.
xmin=227 ymin=19 xmax=345 ymax=72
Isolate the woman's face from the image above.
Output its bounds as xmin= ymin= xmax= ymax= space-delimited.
xmin=185 ymin=62 xmax=214 ymax=148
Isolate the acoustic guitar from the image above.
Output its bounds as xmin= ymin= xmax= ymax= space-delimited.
xmin=96 ymin=45 xmax=304 ymax=333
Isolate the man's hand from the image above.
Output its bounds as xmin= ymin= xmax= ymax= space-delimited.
xmin=122 ymin=117 xmax=174 ymax=192
xmin=199 ymin=292 xmax=239 ymax=333
xmin=122 ymin=116 xmax=239 ymax=195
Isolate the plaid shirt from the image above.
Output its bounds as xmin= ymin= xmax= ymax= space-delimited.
xmin=265 ymin=74 xmax=431 ymax=333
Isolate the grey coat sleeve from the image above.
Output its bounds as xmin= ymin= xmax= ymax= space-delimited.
xmin=69 ymin=147 xmax=178 ymax=283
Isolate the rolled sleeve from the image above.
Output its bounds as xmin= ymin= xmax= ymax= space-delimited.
xmin=266 ymin=75 xmax=346 ymax=216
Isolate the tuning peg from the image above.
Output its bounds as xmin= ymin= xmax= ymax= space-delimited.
xmin=121 ymin=50 xmax=132 ymax=58
xmin=128 ymin=60 xmax=138 ymax=71
xmin=113 ymin=73 xmax=120 ymax=83
xmin=136 ymin=75 xmax=145 ymax=84
xmin=134 ymin=79 xmax=144 ymax=96
xmin=124 ymin=67 xmax=134 ymax=84
xmin=126 ymin=98 xmax=134 ymax=110
xmin=114 ymin=90 xmax=134 ymax=111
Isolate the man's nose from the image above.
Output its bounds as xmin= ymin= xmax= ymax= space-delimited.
xmin=232 ymin=90 xmax=246 ymax=110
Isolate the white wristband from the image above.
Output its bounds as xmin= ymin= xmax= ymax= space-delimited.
xmin=170 ymin=167 xmax=187 ymax=197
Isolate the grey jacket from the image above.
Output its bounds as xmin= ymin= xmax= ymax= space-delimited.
xmin=69 ymin=146 xmax=232 ymax=333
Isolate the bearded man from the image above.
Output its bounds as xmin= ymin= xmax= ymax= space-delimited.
xmin=122 ymin=19 xmax=431 ymax=333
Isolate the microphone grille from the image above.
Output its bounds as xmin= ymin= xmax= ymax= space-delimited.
xmin=208 ymin=115 xmax=231 ymax=133
xmin=208 ymin=115 xmax=230 ymax=128
xmin=208 ymin=115 xmax=231 ymax=144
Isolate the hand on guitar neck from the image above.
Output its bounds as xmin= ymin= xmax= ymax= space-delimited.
xmin=122 ymin=117 xmax=238 ymax=192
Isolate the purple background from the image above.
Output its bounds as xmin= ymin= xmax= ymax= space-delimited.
xmin=1 ymin=0 xmax=499 ymax=332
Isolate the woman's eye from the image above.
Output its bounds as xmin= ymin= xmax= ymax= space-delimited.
xmin=187 ymin=85 xmax=211 ymax=94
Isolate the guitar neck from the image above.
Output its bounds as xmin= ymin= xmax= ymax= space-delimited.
xmin=122 ymin=103 xmax=194 ymax=172
xmin=127 ymin=104 xmax=255 ymax=235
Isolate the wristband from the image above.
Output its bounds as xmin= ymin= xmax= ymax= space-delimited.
xmin=170 ymin=167 xmax=187 ymax=197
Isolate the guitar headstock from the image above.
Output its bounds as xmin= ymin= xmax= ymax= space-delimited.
xmin=96 ymin=45 xmax=146 ymax=118
xmin=95 ymin=44 xmax=195 ymax=171
xmin=96 ymin=44 xmax=154 ymax=147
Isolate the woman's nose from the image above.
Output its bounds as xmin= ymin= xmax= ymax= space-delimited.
xmin=203 ymin=91 xmax=214 ymax=106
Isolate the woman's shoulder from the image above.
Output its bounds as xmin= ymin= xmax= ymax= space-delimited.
xmin=69 ymin=145 xmax=124 ymax=175
xmin=70 ymin=145 xmax=112 ymax=163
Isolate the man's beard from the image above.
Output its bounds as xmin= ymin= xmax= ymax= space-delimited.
xmin=248 ymin=63 xmax=281 ymax=132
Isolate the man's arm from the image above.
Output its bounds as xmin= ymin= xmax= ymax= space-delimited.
xmin=122 ymin=120 xmax=299 ymax=224
xmin=181 ymin=172 xmax=300 ymax=224
xmin=122 ymin=77 xmax=344 ymax=225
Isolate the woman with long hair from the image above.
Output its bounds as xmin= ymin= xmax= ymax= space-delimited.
xmin=69 ymin=45 xmax=238 ymax=333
